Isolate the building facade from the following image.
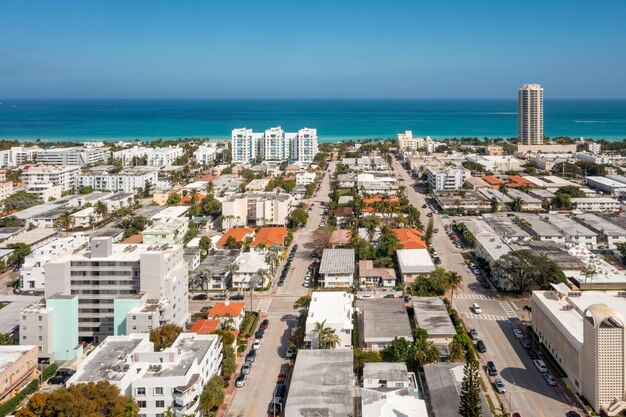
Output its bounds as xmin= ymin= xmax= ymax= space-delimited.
xmin=221 ymin=193 xmax=294 ymax=229
xmin=77 ymin=167 xmax=159 ymax=193
xmin=518 ymin=83 xmax=544 ymax=145
xmin=426 ymin=167 xmax=470 ymax=191
xmin=36 ymin=146 xmax=110 ymax=167
xmin=397 ymin=131 xmax=436 ymax=153
xmin=231 ymin=127 xmax=318 ymax=164
xmin=22 ymin=165 xmax=81 ymax=192
xmin=193 ymin=142 xmax=218 ymax=165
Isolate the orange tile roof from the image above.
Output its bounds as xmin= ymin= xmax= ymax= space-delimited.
xmin=507 ymin=176 xmax=533 ymax=186
xmin=178 ymin=193 xmax=206 ymax=205
xmin=207 ymin=302 xmax=245 ymax=318
xmin=216 ymin=228 xmax=255 ymax=247
xmin=393 ymin=228 xmax=428 ymax=249
xmin=198 ymin=175 xmax=218 ymax=182
xmin=329 ymin=229 xmax=351 ymax=246
xmin=190 ymin=319 xmax=221 ymax=334
xmin=483 ymin=176 xmax=503 ymax=186
xmin=122 ymin=234 xmax=143 ymax=244
xmin=363 ymin=195 xmax=399 ymax=204
xmin=250 ymin=227 xmax=289 ymax=247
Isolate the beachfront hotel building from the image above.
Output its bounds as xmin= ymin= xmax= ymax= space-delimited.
xmin=36 ymin=146 xmax=111 ymax=167
xmin=397 ymin=130 xmax=436 ymax=153
xmin=20 ymin=237 xmax=189 ymax=360
xmin=230 ymin=127 xmax=318 ymax=165
xmin=532 ymin=286 xmax=626 ymax=415
xmin=518 ymin=83 xmax=544 ymax=145
xmin=22 ymin=165 xmax=81 ymax=193
xmin=77 ymin=166 xmax=159 ymax=193
xmin=193 ymin=142 xmax=219 ymax=165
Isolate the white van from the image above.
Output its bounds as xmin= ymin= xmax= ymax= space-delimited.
xmin=534 ymin=359 xmax=548 ymax=373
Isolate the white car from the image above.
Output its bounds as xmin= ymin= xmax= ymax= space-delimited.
xmin=543 ymin=373 xmax=557 ymax=386
xmin=285 ymin=348 xmax=294 ymax=358
xmin=534 ymin=359 xmax=548 ymax=373
xmin=472 ymin=303 xmax=482 ymax=314
xmin=513 ymin=329 xmax=524 ymax=339
xmin=253 ymin=339 xmax=261 ymax=350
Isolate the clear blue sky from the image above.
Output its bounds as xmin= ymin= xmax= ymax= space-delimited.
xmin=1 ymin=1 xmax=625 ymax=99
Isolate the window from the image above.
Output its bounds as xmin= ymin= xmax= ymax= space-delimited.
xmin=137 ymin=401 xmax=146 ymax=408
xmin=155 ymin=400 xmax=165 ymax=408
xmin=154 ymin=387 xmax=163 ymax=395
xmin=136 ymin=387 xmax=146 ymax=396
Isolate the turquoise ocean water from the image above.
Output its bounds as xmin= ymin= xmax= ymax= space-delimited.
xmin=0 ymin=99 xmax=625 ymax=142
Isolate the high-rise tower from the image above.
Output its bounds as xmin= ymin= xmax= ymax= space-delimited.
xmin=518 ymin=83 xmax=544 ymax=145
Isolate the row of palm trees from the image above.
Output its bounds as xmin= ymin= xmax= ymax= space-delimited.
xmin=55 ymin=201 xmax=109 ymax=230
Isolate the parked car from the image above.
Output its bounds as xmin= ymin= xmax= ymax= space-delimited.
xmin=235 ymin=373 xmax=247 ymax=387
xmin=277 ymin=280 xmax=284 ymax=286
xmin=471 ymin=303 xmax=482 ymax=314
xmin=528 ymin=349 xmax=539 ymax=360
xmin=494 ymin=378 xmax=506 ymax=394
xmin=260 ymin=319 xmax=269 ymax=329
xmin=200 ymin=306 xmax=211 ymax=313
xmin=544 ymin=373 xmax=557 ymax=386
xmin=246 ymin=349 xmax=257 ymax=363
xmin=209 ymin=293 xmax=226 ymax=301
xmin=230 ymin=293 xmax=245 ymax=301
xmin=285 ymin=348 xmax=294 ymax=358
xmin=241 ymin=362 xmax=251 ymax=375
xmin=486 ymin=361 xmax=498 ymax=376
xmin=48 ymin=368 xmax=75 ymax=385
xmin=255 ymin=329 xmax=264 ymax=339
xmin=513 ymin=329 xmax=524 ymax=339
xmin=534 ymin=359 xmax=548 ymax=373
xmin=470 ymin=329 xmax=479 ymax=340
xmin=192 ymin=293 xmax=208 ymax=301
xmin=253 ymin=339 xmax=261 ymax=350
xmin=520 ymin=338 xmax=531 ymax=349
xmin=476 ymin=340 xmax=487 ymax=353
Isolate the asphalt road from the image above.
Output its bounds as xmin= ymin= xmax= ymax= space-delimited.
xmin=226 ymin=161 xmax=335 ymax=417
xmin=391 ymin=158 xmax=577 ymax=417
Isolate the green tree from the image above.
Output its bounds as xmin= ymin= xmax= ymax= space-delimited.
xmin=199 ymin=375 xmax=225 ymax=415
xmin=494 ymin=250 xmax=566 ymax=294
xmin=56 ymin=211 xmax=74 ymax=230
xmin=149 ymin=324 xmax=183 ymax=351
xmin=378 ymin=226 xmax=402 ymax=258
xmin=445 ymin=271 xmax=464 ymax=303
xmin=7 ymin=243 xmax=31 ymax=268
xmin=288 ymin=206 xmax=309 ymax=228
xmin=199 ymin=236 xmax=212 ymax=255
xmin=509 ymin=197 xmax=523 ymax=212
xmin=15 ymin=381 xmax=138 ymax=417
xmin=0 ymin=332 xmax=13 ymax=345
xmin=424 ymin=217 xmax=434 ymax=244
xmin=382 ymin=337 xmax=414 ymax=363
xmin=166 ymin=193 xmax=181 ymax=206
xmin=458 ymin=352 xmax=482 ymax=417
xmin=94 ymin=201 xmax=108 ymax=218
xmin=293 ymin=295 xmax=312 ymax=310
xmin=78 ymin=185 xmax=94 ymax=194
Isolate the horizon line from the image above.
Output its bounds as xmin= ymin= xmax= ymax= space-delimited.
xmin=2 ymin=97 xmax=626 ymax=101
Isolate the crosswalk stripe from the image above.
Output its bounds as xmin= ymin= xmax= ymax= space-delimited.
xmin=256 ymin=299 xmax=272 ymax=313
xmin=455 ymin=293 xmax=494 ymax=300
xmin=460 ymin=312 xmax=510 ymax=321
xmin=499 ymin=301 xmax=518 ymax=318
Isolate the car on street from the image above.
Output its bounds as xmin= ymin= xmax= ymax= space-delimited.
xmin=481 ymin=279 xmax=490 ymax=289
xmin=285 ymin=348 xmax=294 ymax=358
xmin=476 ymin=340 xmax=487 ymax=353
xmin=302 ymin=281 xmax=309 ymax=287
xmin=230 ymin=293 xmax=245 ymax=300
xmin=209 ymin=293 xmax=226 ymax=301
xmin=544 ymin=373 xmax=557 ymax=386
xmin=246 ymin=349 xmax=257 ymax=363
xmin=469 ymin=329 xmax=479 ymax=340
xmin=566 ymin=412 xmax=581 ymax=417
xmin=494 ymin=378 xmax=506 ymax=394
xmin=277 ymin=280 xmax=284 ymax=286
xmin=520 ymin=338 xmax=531 ymax=349
xmin=471 ymin=268 xmax=480 ymax=275
xmin=192 ymin=293 xmax=208 ymax=300
xmin=534 ymin=359 xmax=548 ymax=373
xmin=471 ymin=303 xmax=482 ymax=314
xmin=433 ymin=228 xmax=439 ymax=233
xmin=513 ymin=329 xmax=524 ymax=339
xmin=200 ymin=305 xmax=211 ymax=313
xmin=253 ymin=339 xmax=261 ymax=350
xmin=260 ymin=319 xmax=269 ymax=329
xmin=486 ymin=361 xmax=498 ymax=376
xmin=48 ymin=368 xmax=75 ymax=385
xmin=255 ymin=329 xmax=264 ymax=339
xmin=235 ymin=373 xmax=247 ymax=387
xmin=528 ymin=349 xmax=539 ymax=360
xmin=241 ymin=362 xmax=251 ymax=375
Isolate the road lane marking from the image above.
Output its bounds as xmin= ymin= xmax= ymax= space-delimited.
xmin=455 ymin=293 xmax=495 ymax=300
xmin=499 ymin=301 xmax=518 ymax=318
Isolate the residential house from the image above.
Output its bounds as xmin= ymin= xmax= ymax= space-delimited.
xmin=362 ymin=298 xmax=413 ymax=352
xmin=318 ymin=249 xmax=355 ymax=288
xmin=395 ymin=249 xmax=435 ymax=284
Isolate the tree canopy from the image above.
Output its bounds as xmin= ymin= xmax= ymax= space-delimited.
xmin=149 ymin=323 xmax=183 ymax=351
xmin=15 ymin=381 xmax=138 ymax=417
xmin=494 ymin=250 xmax=566 ymax=294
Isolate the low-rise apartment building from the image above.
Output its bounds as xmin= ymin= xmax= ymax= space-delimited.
xmin=142 ymin=217 xmax=189 ymax=245
xmin=36 ymin=146 xmax=110 ymax=167
xmin=77 ymin=166 xmax=159 ymax=193
xmin=0 ymin=346 xmax=38 ymax=402
xmin=67 ymin=333 xmax=222 ymax=417
xmin=295 ymin=172 xmax=316 ymax=186
xmin=426 ymin=166 xmax=470 ymax=191
xmin=362 ymin=298 xmax=412 ymax=352
xmin=231 ymin=251 xmax=270 ymax=289
xmin=305 ymin=292 xmax=353 ymax=349
xmin=0 ymin=181 xmax=13 ymax=200
xmin=221 ymin=192 xmax=294 ymax=229
xmin=571 ymin=197 xmax=620 ymax=213
xmin=395 ymin=249 xmax=435 ymax=284
xmin=193 ymin=142 xmax=218 ymax=165
xmin=545 ymin=214 xmax=598 ymax=248
xmin=577 ymin=213 xmax=626 ymax=248
xmin=22 ymin=165 xmax=80 ymax=192
xmin=318 ymin=249 xmax=355 ymax=288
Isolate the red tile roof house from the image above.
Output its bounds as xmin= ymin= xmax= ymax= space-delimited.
xmin=392 ymin=228 xmax=428 ymax=249
xmin=206 ymin=302 xmax=246 ymax=329
xmin=215 ymin=227 xmax=255 ymax=249
xmin=189 ymin=319 xmax=238 ymax=349
xmin=250 ymin=227 xmax=289 ymax=251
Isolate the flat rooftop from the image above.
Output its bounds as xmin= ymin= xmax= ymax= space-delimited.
xmin=320 ymin=249 xmax=355 ymax=275
xmin=396 ymin=249 xmax=435 ymax=274
xmin=511 ymin=241 xmax=585 ymax=271
xmin=545 ymin=214 xmax=597 ymax=238
xmin=475 ymin=236 xmax=511 ymax=261
xmin=577 ymin=213 xmax=626 ymax=236
xmin=478 ymin=189 xmax=512 ymax=204
xmin=461 ymin=219 xmax=498 ymax=238
xmin=586 ymin=176 xmax=626 ymax=189
xmin=0 ymin=346 xmax=36 ymax=374
xmin=482 ymin=213 xmax=531 ymax=239
xmin=0 ymin=228 xmax=59 ymax=248
xmin=515 ymin=214 xmax=564 ymax=237
xmin=412 ymin=297 xmax=457 ymax=338
xmin=363 ymin=298 xmax=413 ymax=343
xmin=363 ymin=362 xmax=409 ymax=384
xmin=72 ymin=336 xmax=148 ymax=383
xmin=285 ymin=349 xmax=354 ymax=417
xmin=505 ymin=188 xmax=542 ymax=204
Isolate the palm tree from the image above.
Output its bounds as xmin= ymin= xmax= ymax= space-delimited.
xmin=201 ymin=268 xmax=214 ymax=290
xmin=311 ymin=320 xmax=330 ymax=349
xmin=509 ymin=197 xmax=523 ymax=213
xmin=581 ymin=265 xmax=597 ymax=284
xmin=205 ymin=182 xmax=215 ymax=195
xmin=322 ymin=328 xmax=341 ymax=350
xmin=445 ymin=271 xmax=464 ymax=303
xmin=523 ymin=305 xmax=532 ymax=322
xmin=189 ymin=188 xmax=199 ymax=205
xmin=256 ymin=268 xmax=269 ymax=288
xmin=94 ymin=201 xmax=108 ymax=218
xmin=57 ymin=211 xmax=74 ymax=230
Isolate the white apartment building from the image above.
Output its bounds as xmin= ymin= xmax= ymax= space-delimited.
xmin=465 ymin=155 xmax=522 ymax=172
xmin=519 ymin=83 xmax=544 ymax=145
xmin=305 ymin=291 xmax=353 ymax=349
xmin=24 ymin=183 xmax=62 ymax=201
xmin=0 ymin=146 xmax=41 ymax=168
xmin=193 ymin=142 xmax=218 ymax=165
xmin=318 ymin=249 xmax=355 ymax=288
xmin=21 ymin=237 xmax=189 ymax=345
xmin=37 ymin=146 xmax=110 ymax=167
xmin=0 ymin=181 xmax=13 ymax=200
xmin=142 ymin=217 xmax=189 ymax=246
xmin=571 ymin=197 xmax=621 ymax=213
xmin=397 ymin=131 xmax=436 ymax=153
xmin=19 ymin=233 xmax=89 ymax=290
xmin=533 ymin=288 xmax=626 ymax=416
xmin=77 ymin=167 xmax=159 ymax=193
xmin=22 ymin=165 xmax=80 ymax=192
xmin=426 ymin=166 xmax=470 ymax=191
xmin=296 ymin=172 xmax=316 ymax=186
xmin=230 ymin=127 xmax=318 ymax=164
xmin=588 ymin=142 xmax=602 ymax=155
xmin=113 ymin=146 xmax=154 ymax=166
xmin=148 ymin=146 xmax=184 ymax=167
xmin=545 ymin=214 xmax=598 ymax=248
xmin=67 ymin=333 xmax=223 ymax=417
xmin=231 ymin=251 xmax=270 ymax=289
xmin=221 ymin=192 xmax=294 ymax=229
